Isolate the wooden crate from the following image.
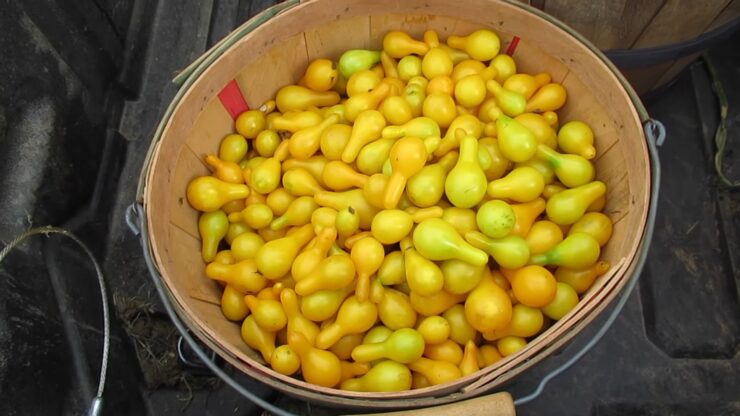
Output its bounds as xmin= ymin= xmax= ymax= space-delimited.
xmin=528 ymin=0 xmax=740 ymax=93
xmin=141 ymin=0 xmax=651 ymax=409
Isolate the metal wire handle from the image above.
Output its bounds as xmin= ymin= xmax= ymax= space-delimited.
xmin=125 ymin=118 xmax=663 ymax=414
xmin=0 ymin=226 xmax=110 ymax=416
xmin=127 ymin=0 xmax=665 ymax=411
xmin=515 ymin=118 xmax=664 ymax=405
xmin=126 ymin=204 xmax=295 ymax=416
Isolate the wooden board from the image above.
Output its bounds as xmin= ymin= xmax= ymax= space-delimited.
xmin=534 ymin=0 xmax=738 ymax=93
xmin=616 ymin=0 xmax=732 ymax=91
xmin=543 ymin=0 xmax=665 ymax=49
xmin=709 ymin=0 xmax=740 ymax=28
xmin=653 ymin=0 xmax=740 ymax=88
xmin=631 ymin=0 xmax=732 ymax=48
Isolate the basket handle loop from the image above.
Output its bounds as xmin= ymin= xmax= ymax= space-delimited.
xmin=644 ymin=118 xmax=666 ymax=147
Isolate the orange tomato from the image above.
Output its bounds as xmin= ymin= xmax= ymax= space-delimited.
xmin=510 ymin=265 xmax=557 ymax=308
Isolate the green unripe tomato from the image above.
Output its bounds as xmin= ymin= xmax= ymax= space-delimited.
xmin=397 ymin=55 xmax=423 ymax=81
xmin=476 ymin=200 xmax=515 ymax=238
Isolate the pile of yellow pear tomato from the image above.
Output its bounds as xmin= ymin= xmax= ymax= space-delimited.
xmin=186 ymin=28 xmax=614 ymax=392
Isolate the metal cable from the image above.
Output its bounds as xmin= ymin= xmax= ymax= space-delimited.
xmin=0 ymin=226 xmax=110 ymax=415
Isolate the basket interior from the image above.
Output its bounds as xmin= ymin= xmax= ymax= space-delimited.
xmin=144 ymin=0 xmax=649 ymax=404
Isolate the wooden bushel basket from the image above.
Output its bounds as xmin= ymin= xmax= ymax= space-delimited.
xmin=137 ymin=0 xmax=655 ymax=410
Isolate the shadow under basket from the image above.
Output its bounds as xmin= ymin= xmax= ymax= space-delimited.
xmin=138 ymin=0 xmax=653 ymax=410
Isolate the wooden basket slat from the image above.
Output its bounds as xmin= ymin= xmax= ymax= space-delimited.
xmin=510 ymin=39 xmax=570 ymax=83
xmin=167 ymin=225 xmax=222 ymax=305
xmin=600 ymin=166 xmax=631 ymax=228
xmin=234 ymin=33 xmax=309 ymax=109
xmin=305 ymin=16 xmax=373 ymax=62
xmin=558 ymin=70 xmax=620 ymax=153
xmin=369 ymin=14 xmax=480 ymax=46
xmin=184 ymin=97 xmax=235 ymax=158
xmin=592 ymin=137 xmax=619 ymax=165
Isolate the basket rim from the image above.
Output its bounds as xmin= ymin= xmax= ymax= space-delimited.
xmin=137 ymin=0 xmax=655 ymax=406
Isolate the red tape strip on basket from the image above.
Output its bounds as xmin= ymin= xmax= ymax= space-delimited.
xmin=506 ymin=36 xmax=520 ymax=56
xmin=218 ymin=79 xmax=249 ymax=119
